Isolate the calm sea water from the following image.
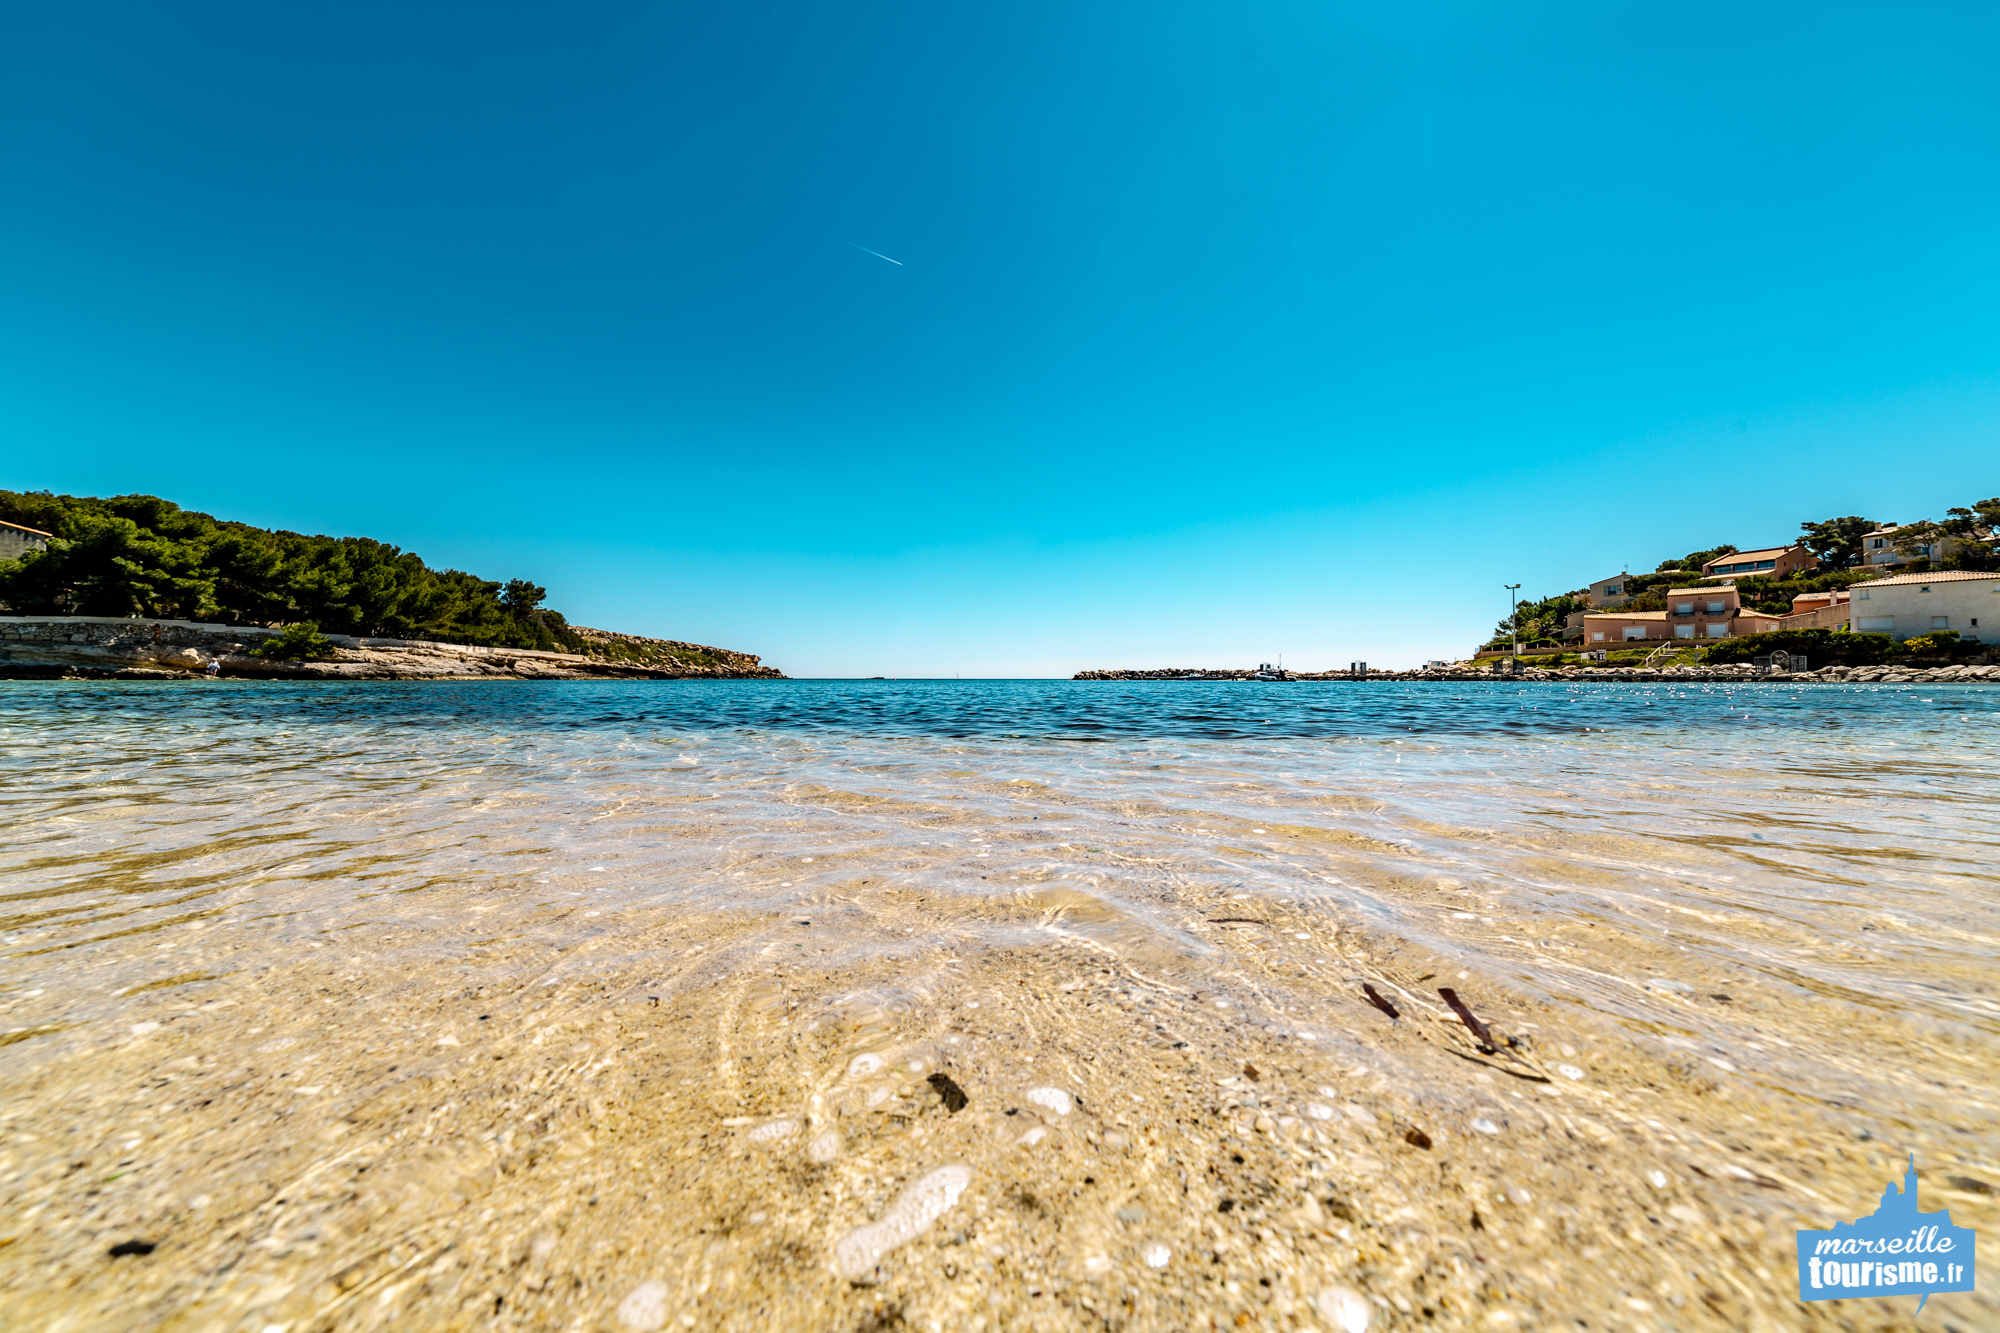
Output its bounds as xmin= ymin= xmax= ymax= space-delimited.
xmin=5 ymin=677 xmax=1998 ymax=1115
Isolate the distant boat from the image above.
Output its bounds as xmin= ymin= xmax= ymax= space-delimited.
xmin=1178 ymin=672 xmax=1203 ymax=680
xmin=1254 ymin=662 xmax=1290 ymax=681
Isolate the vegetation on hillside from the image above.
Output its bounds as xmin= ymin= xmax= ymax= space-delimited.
xmin=0 ymin=490 xmax=583 ymax=651
xmin=251 ymin=621 xmax=339 ymax=660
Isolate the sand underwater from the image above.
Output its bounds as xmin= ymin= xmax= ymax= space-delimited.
xmin=1 ymin=678 xmax=1996 ymax=1332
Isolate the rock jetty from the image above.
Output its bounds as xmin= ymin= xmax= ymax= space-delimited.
xmin=1075 ymin=662 xmax=2000 ymax=684
xmin=0 ymin=617 xmax=783 ymax=681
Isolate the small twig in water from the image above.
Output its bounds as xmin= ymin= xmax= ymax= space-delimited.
xmin=1438 ymin=987 xmax=1497 ymax=1052
xmin=1361 ymin=984 xmax=1399 ymax=1019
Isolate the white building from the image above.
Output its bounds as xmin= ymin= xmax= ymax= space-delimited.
xmin=1848 ymin=570 xmax=2000 ymax=644
xmin=1857 ymin=525 xmax=1971 ymax=572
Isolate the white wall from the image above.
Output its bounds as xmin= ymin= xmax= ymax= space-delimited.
xmin=1849 ymin=578 xmax=2000 ymax=643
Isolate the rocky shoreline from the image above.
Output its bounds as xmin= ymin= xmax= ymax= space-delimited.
xmin=1075 ymin=663 xmax=2000 ymax=684
xmin=0 ymin=617 xmax=783 ymax=681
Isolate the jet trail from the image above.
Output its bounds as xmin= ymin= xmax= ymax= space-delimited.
xmin=845 ymin=241 xmax=904 ymax=266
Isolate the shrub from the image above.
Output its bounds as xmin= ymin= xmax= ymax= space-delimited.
xmin=252 ymin=621 xmax=338 ymax=660
xmin=1701 ymin=628 xmax=1894 ymax=666
xmin=1895 ymin=630 xmax=1960 ymax=655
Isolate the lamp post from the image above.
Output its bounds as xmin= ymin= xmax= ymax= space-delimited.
xmin=1504 ymin=584 xmax=1521 ymax=668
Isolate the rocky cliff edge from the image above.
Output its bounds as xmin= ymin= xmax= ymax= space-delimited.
xmin=0 ymin=618 xmax=784 ymax=681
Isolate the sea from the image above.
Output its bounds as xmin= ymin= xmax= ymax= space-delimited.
xmin=2 ymin=678 xmax=1996 ymax=1330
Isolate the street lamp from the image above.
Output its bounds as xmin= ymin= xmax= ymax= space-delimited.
xmin=1504 ymin=584 xmax=1521 ymax=667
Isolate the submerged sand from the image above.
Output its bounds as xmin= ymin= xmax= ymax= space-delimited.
xmin=3 ymin=872 xmax=1995 ymax=1332
xmin=3 ymin=679 xmax=1998 ymax=1330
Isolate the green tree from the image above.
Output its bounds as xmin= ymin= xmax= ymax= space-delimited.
xmin=503 ymin=579 xmax=547 ymax=616
xmin=0 ymin=512 xmax=218 ymax=619
xmin=1656 ymin=544 xmax=1735 ymax=574
xmin=1798 ymin=515 xmax=1879 ymax=571
xmin=0 ymin=488 xmax=584 ymax=648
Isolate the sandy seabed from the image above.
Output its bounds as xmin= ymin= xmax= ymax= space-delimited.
xmin=4 ymin=677 xmax=1999 ymax=1332
xmin=4 ymin=869 xmax=1995 ymax=1333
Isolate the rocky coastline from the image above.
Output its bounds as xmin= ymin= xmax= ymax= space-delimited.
xmin=0 ymin=617 xmax=783 ymax=681
xmin=1075 ymin=662 xmax=2000 ymax=684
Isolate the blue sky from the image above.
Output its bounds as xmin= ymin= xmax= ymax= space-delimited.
xmin=3 ymin=2 xmax=1996 ymax=675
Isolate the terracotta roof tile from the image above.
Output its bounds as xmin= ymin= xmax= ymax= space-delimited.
xmin=1856 ymin=570 xmax=2000 ymax=587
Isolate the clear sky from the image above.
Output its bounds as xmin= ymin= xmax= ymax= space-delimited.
xmin=3 ymin=3 xmax=1996 ymax=675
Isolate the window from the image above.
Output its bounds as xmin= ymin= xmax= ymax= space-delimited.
xmin=1673 ymin=602 xmax=1693 ymax=614
xmin=1856 ymin=590 xmax=1869 ymax=599
xmin=1932 ymin=616 xmax=1949 ymax=630
xmin=1591 ymin=631 xmax=1605 ymax=642
xmin=1916 ymin=545 xmax=1931 ymax=555
xmin=1706 ymin=601 xmax=1725 ymax=614
xmin=1623 ymin=626 xmax=1647 ymax=641
xmin=1705 ymin=623 xmax=1729 ymax=637
xmin=1756 ymin=560 xmax=1775 ymax=569
xmin=1869 ymin=538 xmax=1885 ymax=548
xmin=1857 ymin=616 xmax=1895 ymax=632
xmin=1603 ymin=583 xmax=1621 ymax=595
xmin=1675 ymin=624 xmax=1695 ymax=638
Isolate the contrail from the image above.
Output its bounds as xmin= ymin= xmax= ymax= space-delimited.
xmin=845 ymin=241 xmax=903 ymax=266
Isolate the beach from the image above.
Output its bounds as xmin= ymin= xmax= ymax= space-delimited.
xmin=2 ymin=679 xmax=1996 ymax=1331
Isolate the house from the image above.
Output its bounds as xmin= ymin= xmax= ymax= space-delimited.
xmin=1580 ymin=609 xmax=1670 ymax=643
xmin=1578 ymin=585 xmax=1783 ymax=644
xmin=1583 ymin=574 xmax=1633 ymax=609
xmin=1856 ymin=524 xmax=1969 ymax=571
xmin=1778 ymin=588 xmax=1852 ymax=631
xmin=0 ymin=519 xmax=52 ymax=563
xmin=1847 ymin=570 xmax=2000 ymax=644
xmin=1700 ymin=544 xmax=1819 ymax=582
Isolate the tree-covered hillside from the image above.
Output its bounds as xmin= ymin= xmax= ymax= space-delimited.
xmin=0 ymin=490 xmax=581 ymax=651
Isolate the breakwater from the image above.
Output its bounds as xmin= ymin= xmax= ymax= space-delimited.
xmin=0 ymin=616 xmax=783 ymax=681
xmin=1076 ymin=662 xmax=2000 ymax=684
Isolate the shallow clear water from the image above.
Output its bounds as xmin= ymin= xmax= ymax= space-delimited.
xmin=6 ymin=677 xmax=1998 ymax=1101
xmin=6 ymin=678 xmax=1999 ymax=1330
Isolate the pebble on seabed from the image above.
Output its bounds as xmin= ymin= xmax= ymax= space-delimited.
xmin=833 ymin=1164 xmax=973 ymax=1280
xmin=1025 ymin=1086 xmax=1073 ymax=1117
xmin=848 ymin=1053 xmax=886 ymax=1078
xmin=616 ymin=1278 xmax=670 ymax=1331
xmin=808 ymin=1127 xmax=842 ymax=1163
xmin=746 ymin=1118 xmax=798 ymax=1142
xmin=1140 ymin=1241 xmax=1171 ymax=1269
xmin=1471 ymin=1117 xmax=1501 ymax=1135
xmin=1317 ymin=1285 xmax=1371 ymax=1332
